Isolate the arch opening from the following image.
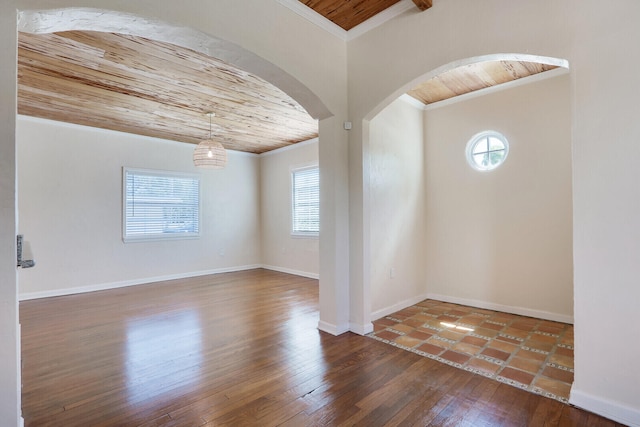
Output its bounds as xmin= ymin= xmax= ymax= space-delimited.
xmin=18 ymin=7 xmax=332 ymax=122
xmin=363 ymin=52 xmax=574 ymax=347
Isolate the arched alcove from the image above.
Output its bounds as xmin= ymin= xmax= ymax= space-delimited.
xmin=362 ymin=53 xmax=572 ymax=327
xmin=18 ymin=8 xmax=332 ymax=121
xmin=364 ymin=53 xmax=569 ymax=122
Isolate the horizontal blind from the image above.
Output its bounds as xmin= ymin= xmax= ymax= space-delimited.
xmin=124 ymin=168 xmax=200 ymax=241
xmin=292 ymin=167 xmax=319 ymax=235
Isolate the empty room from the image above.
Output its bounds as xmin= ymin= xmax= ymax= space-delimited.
xmin=2 ymin=1 xmax=640 ymax=426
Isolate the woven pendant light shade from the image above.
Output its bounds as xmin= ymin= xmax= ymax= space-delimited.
xmin=194 ymin=112 xmax=227 ymax=169
xmin=193 ymin=139 xmax=227 ymax=168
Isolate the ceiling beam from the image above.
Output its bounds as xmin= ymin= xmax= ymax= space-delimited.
xmin=412 ymin=0 xmax=433 ymax=11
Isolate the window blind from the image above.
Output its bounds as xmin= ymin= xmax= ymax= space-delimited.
xmin=123 ymin=168 xmax=200 ymax=241
xmin=292 ymin=166 xmax=319 ymax=235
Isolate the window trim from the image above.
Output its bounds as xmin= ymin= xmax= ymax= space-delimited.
xmin=465 ymin=130 xmax=509 ymax=172
xmin=291 ymin=164 xmax=319 ymax=238
xmin=122 ymin=167 xmax=201 ymax=243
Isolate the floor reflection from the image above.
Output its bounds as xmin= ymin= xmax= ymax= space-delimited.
xmin=125 ymin=309 xmax=202 ymax=404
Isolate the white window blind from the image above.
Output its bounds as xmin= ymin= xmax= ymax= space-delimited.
xmin=123 ymin=168 xmax=200 ymax=242
xmin=292 ymin=166 xmax=319 ymax=236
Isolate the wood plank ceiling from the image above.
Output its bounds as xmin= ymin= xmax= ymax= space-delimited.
xmin=299 ymin=0 xmax=432 ymax=30
xmin=17 ymin=3 xmax=558 ymax=154
xmin=18 ymin=31 xmax=319 ymax=154
xmin=299 ymin=0 xmax=404 ymax=31
xmin=407 ymin=60 xmax=559 ymax=105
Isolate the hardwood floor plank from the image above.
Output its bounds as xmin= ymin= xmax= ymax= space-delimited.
xmin=20 ymin=269 xmax=623 ymax=426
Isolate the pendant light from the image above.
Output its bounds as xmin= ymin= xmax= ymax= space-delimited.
xmin=193 ymin=112 xmax=227 ymax=169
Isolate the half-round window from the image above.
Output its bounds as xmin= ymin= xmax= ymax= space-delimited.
xmin=466 ymin=131 xmax=509 ymax=171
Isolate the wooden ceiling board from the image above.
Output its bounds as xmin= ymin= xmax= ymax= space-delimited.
xmin=411 ymin=0 xmax=433 ymax=11
xmin=299 ymin=0 xmax=402 ymax=31
xmin=18 ymin=31 xmax=318 ymax=154
xmin=407 ymin=60 xmax=559 ymax=105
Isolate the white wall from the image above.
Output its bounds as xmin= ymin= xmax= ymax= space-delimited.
xmin=260 ymin=140 xmax=319 ymax=278
xmin=369 ymin=97 xmax=426 ymax=318
xmin=368 ymin=75 xmax=573 ymax=324
xmin=17 ymin=117 xmax=261 ymax=298
xmin=424 ymin=74 xmax=573 ymax=322
xmin=570 ymin=3 xmax=640 ymax=423
xmin=0 ymin=7 xmax=19 ymax=425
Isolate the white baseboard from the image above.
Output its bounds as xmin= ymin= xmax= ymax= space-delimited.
xmin=260 ymin=265 xmax=319 ymax=280
xmin=570 ymin=388 xmax=640 ymax=427
xmin=371 ymin=292 xmax=431 ymax=321
xmin=20 ymin=416 xmax=24 ymax=427
xmin=19 ymin=264 xmax=319 ymax=301
xmin=318 ymin=320 xmax=350 ymax=336
xmin=350 ymin=321 xmax=374 ymax=336
xmin=18 ymin=264 xmax=262 ymax=301
xmin=426 ymin=293 xmax=574 ymax=324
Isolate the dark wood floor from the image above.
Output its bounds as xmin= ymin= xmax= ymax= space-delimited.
xmin=20 ymin=269 xmax=621 ymax=426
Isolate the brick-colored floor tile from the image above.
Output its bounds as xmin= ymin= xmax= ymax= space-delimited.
xmin=461 ymin=335 xmax=488 ymax=348
xmin=533 ymin=376 xmax=572 ymax=400
xmin=459 ymin=315 xmax=485 ymax=326
xmin=371 ymin=299 xmax=574 ymax=404
xmin=375 ymin=317 xmax=396 ymax=326
xmin=480 ymin=322 xmax=504 ymax=331
xmin=537 ymin=325 xmax=563 ymax=335
xmin=376 ymin=330 xmax=401 ymax=341
xmin=395 ymin=335 xmax=423 ymax=348
xmin=508 ymin=357 xmax=543 ymax=374
xmin=439 ymin=329 xmax=465 ymax=342
xmin=437 ymin=315 xmax=460 ymax=323
xmin=555 ymin=347 xmax=574 ymax=357
xmin=529 ymin=333 xmax=557 ymax=343
xmin=511 ymin=321 xmax=536 ymax=332
xmin=474 ymin=327 xmax=500 ymax=338
xmin=449 ymin=309 xmax=469 ymax=316
xmin=373 ymin=323 xmax=387 ymax=332
xmin=496 ymin=335 xmax=521 ymax=345
xmin=502 ymin=327 xmax=529 ymax=339
xmin=499 ymin=367 xmax=535 ymax=386
xmin=542 ymin=366 xmax=574 ymax=383
xmin=441 ymin=350 xmax=471 ymax=365
xmin=467 ymin=358 xmax=501 ymax=375
xmin=488 ymin=339 xmax=518 ymax=354
xmin=549 ymin=353 xmax=574 ymax=369
xmin=392 ymin=323 xmax=415 ymax=334
xmin=417 ymin=326 xmax=438 ymax=335
xmin=412 ymin=314 xmax=432 ymax=323
xmin=481 ymin=347 xmax=511 ymax=362
xmin=525 ymin=340 xmax=554 ymax=353
xmin=407 ymin=330 xmax=432 ymax=341
xmin=427 ymin=336 xmax=452 ymax=349
xmin=516 ymin=349 xmax=547 ymax=362
xmin=417 ymin=342 xmax=445 ymax=356
xmin=452 ymin=342 xmax=482 ymax=355
xmin=402 ymin=318 xmax=425 ymax=328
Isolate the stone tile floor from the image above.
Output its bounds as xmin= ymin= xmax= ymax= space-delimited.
xmin=369 ymin=299 xmax=574 ymax=402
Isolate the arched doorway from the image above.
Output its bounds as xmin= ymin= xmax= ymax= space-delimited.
xmin=360 ymin=53 xmax=571 ymax=329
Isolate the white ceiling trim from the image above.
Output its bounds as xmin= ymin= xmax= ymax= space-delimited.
xmin=276 ymin=0 xmax=416 ymax=42
xmin=347 ymin=0 xmax=416 ymax=41
xmin=276 ymin=0 xmax=347 ymax=40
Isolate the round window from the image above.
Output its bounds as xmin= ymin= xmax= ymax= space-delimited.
xmin=466 ymin=131 xmax=509 ymax=171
